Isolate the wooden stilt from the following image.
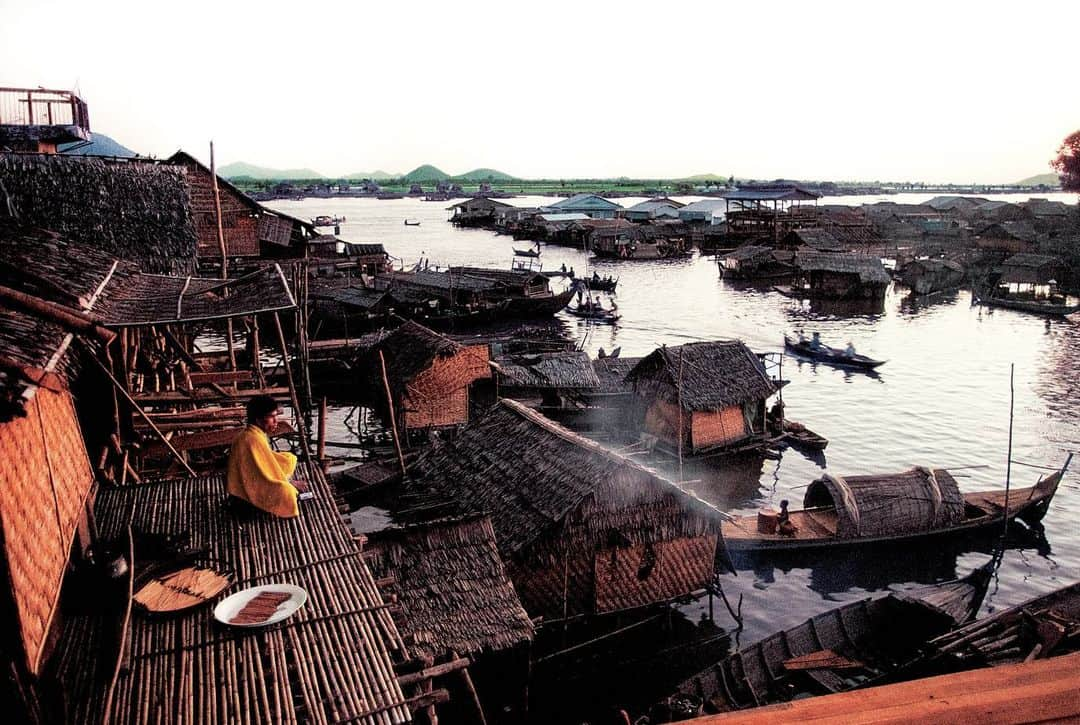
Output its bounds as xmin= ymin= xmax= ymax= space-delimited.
xmin=458 ymin=664 xmax=488 ymax=725
xmin=273 ymin=312 xmax=311 ymax=465
xmin=318 ymin=397 xmax=328 ymax=471
xmin=379 ymin=351 xmax=407 ymax=477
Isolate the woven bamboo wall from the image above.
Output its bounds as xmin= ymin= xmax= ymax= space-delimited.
xmin=643 ymin=398 xmax=686 ymax=447
xmin=0 ymin=387 xmax=93 ymax=674
xmin=402 ymin=346 xmax=490 ymax=430
xmin=593 ymin=535 xmax=717 ymax=613
xmin=690 ymin=406 xmax=747 ymax=451
xmin=184 ymin=162 xmax=261 ymax=258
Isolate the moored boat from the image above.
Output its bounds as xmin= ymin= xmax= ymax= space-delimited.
xmin=312 ymin=215 xmax=345 ymax=226
xmin=584 ymin=274 xmax=618 ymax=292
xmin=783 ymin=334 xmax=885 ymax=371
xmin=654 ymin=564 xmax=993 ymax=720
xmin=513 ymin=247 xmax=541 ymax=258
xmin=721 ymin=457 xmax=1070 ymax=553
xmin=779 ymin=419 xmax=828 ymax=450
xmin=566 ymin=304 xmax=620 ymax=323
xmin=973 ymin=294 xmax=1080 ymax=317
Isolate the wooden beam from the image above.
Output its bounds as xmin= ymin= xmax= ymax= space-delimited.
xmin=396 ymin=657 xmax=471 ymax=687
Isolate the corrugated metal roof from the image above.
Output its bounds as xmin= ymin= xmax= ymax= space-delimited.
xmin=723 ymin=186 xmax=820 ymax=202
xmin=539 ymin=212 xmax=590 ymax=222
xmin=549 ymin=193 xmax=623 ymax=210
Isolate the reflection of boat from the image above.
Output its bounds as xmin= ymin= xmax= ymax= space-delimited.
xmin=784 ymin=335 xmax=885 ymax=371
xmin=973 ymin=294 xmax=1080 ymax=317
xmin=566 ymin=304 xmax=620 ymax=323
xmin=513 ymin=247 xmax=541 ymax=258
xmin=721 ymin=458 xmax=1070 ymax=553
xmin=584 ymin=275 xmax=618 ymax=292
xmin=403 ymin=219 xmax=421 ymax=226
xmin=656 ymin=565 xmax=992 ymax=720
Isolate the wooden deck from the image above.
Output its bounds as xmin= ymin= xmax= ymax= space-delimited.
xmin=687 ymin=650 xmax=1080 ymax=724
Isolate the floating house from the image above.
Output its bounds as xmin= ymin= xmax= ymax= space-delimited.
xmin=678 ymin=199 xmax=727 ymax=225
xmin=448 ymin=197 xmax=514 ymax=227
xmin=623 ymin=198 xmax=685 ymax=222
xmin=367 ymin=515 xmax=534 ymax=721
xmin=400 ymin=399 xmax=725 ymax=622
xmin=899 ymin=258 xmax=966 ymax=296
xmin=975 ymin=220 xmax=1039 ymax=253
xmin=792 ymin=250 xmax=891 ymax=301
xmin=490 ymin=350 xmax=600 ymax=409
xmin=778 ymin=228 xmax=848 ymax=252
xmin=545 ymin=193 xmax=623 ymax=220
xmin=370 ymin=321 xmax=490 ymax=433
xmin=625 ymin=341 xmax=778 ymax=456
xmin=723 ymin=184 xmax=820 ymax=241
xmin=718 ymin=245 xmax=788 ymax=280
xmin=0 ymin=86 xmax=90 ymax=153
xmin=924 ymin=195 xmax=989 ymax=215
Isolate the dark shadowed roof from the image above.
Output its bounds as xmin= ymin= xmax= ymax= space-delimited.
xmin=493 ymin=351 xmax=600 ymax=390
xmin=366 ymin=515 xmax=534 ymax=658
xmin=724 ymin=184 xmax=820 ymax=202
xmin=371 ymin=320 xmax=463 ymax=389
xmin=804 ymin=467 xmax=964 ymax=539
xmin=723 ymin=245 xmax=774 ymax=263
xmin=625 ymin=341 xmax=777 ymax=411
xmin=1001 ymin=253 xmax=1061 ymax=269
xmin=783 ymin=228 xmax=846 ymax=251
xmin=401 ymin=399 xmax=721 ymax=556
xmin=380 ymin=269 xmax=499 ymax=293
xmin=591 ymin=356 xmax=642 ymax=395
xmin=795 ymin=251 xmax=891 ymax=284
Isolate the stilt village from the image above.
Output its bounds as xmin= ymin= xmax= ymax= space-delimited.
xmin=0 ymin=86 xmax=1078 ymax=725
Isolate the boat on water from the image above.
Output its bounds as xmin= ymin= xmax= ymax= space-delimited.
xmin=783 ymin=334 xmax=885 ymax=371
xmin=566 ymin=304 xmax=620 ymax=323
xmin=584 ymin=274 xmax=618 ymax=292
xmin=312 ymin=215 xmax=345 ymax=226
xmin=513 ymin=247 xmax=541 ymax=258
xmin=653 ymin=565 xmax=993 ymax=721
xmin=721 ymin=457 xmax=1070 ymax=553
xmin=403 ymin=219 xmax=421 ymax=226
xmin=777 ymin=419 xmax=828 ymax=450
xmin=973 ymin=293 xmax=1080 ymax=317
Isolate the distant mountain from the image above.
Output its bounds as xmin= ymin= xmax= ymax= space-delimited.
xmin=679 ymin=173 xmax=729 ymax=182
xmin=401 ymin=164 xmax=450 ymax=182
xmin=218 ymin=161 xmax=324 ymax=180
xmin=453 ymin=168 xmax=517 ymax=182
xmin=344 ymin=170 xmax=397 ymax=181
xmin=1015 ymin=173 xmax=1061 ymax=187
xmin=58 ymin=132 xmax=136 ymax=157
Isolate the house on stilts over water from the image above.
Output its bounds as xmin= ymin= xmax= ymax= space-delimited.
xmin=624 ymin=340 xmax=779 ymax=458
xmin=397 ymin=398 xmax=727 ymax=624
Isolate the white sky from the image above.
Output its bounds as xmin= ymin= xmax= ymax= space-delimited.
xmin=2 ymin=0 xmax=1077 ymax=182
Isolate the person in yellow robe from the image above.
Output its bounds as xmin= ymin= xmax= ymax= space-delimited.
xmin=227 ymin=395 xmax=299 ymax=518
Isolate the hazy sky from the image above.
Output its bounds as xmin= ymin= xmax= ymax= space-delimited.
xmin=2 ymin=0 xmax=1077 ymax=182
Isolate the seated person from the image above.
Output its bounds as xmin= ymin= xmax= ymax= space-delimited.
xmin=227 ymin=395 xmax=300 ymax=518
xmin=844 ymin=341 xmax=856 ymax=358
xmin=810 ymin=332 xmax=822 ymax=350
xmin=777 ymin=499 xmax=798 ymax=537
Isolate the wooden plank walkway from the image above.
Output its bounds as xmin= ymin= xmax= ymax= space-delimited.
xmin=687 ymin=650 xmax=1080 ymax=724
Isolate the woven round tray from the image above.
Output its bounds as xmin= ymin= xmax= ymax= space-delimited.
xmin=133 ymin=565 xmax=232 ymax=614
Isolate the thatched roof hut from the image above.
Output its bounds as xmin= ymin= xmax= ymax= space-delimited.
xmin=371 ymin=321 xmax=490 ymax=431
xmin=998 ymin=253 xmax=1063 ymax=286
xmin=804 ymin=467 xmax=965 ymax=539
xmin=400 ymin=399 xmax=723 ymax=620
xmin=590 ymin=356 xmax=642 ymax=396
xmin=624 ymin=341 xmax=778 ymax=454
xmin=779 ymin=228 xmax=846 ymax=252
xmin=0 ymin=154 xmax=197 ymax=274
xmin=794 ymin=250 xmax=891 ymax=301
xmin=367 ymin=515 xmax=534 ymax=659
xmin=492 ymin=350 xmax=600 ymax=392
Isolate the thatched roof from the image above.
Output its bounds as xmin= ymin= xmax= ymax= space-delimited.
xmin=493 ymin=351 xmax=600 ymax=390
xmin=624 ymin=341 xmax=777 ymax=412
xmin=591 ymin=356 xmax=642 ymax=395
xmin=795 ymin=251 xmax=891 ymax=284
xmin=1001 ymin=253 xmax=1059 ymax=269
xmin=366 ymin=516 xmax=534 ymax=658
xmin=0 ymin=154 xmax=197 ymax=275
xmin=401 ymin=399 xmax=722 ymax=557
xmin=783 ymin=228 xmax=845 ymax=251
xmin=803 ymin=467 xmax=964 ymax=539
xmin=381 ymin=269 xmax=498 ymax=293
xmin=371 ymin=320 xmax=463 ymax=391
xmin=723 ymin=245 xmax=773 ymax=263
xmin=98 ymin=265 xmax=297 ymax=326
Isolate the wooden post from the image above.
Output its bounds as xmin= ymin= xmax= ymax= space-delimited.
xmin=318 ymin=396 xmax=328 ymax=471
xmin=379 ymin=350 xmax=407 ymax=477
xmin=250 ymin=315 xmax=266 ymax=388
xmin=1001 ymin=363 xmax=1015 ymax=549
xmin=457 ymin=664 xmax=488 ymax=725
xmin=677 ymin=347 xmax=684 ymax=479
xmin=273 ymin=312 xmax=311 ymax=464
xmin=210 ymin=141 xmax=237 ymax=373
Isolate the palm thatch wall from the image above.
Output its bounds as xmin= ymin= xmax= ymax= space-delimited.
xmin=0 ymin=155 xmax=197 ymax=274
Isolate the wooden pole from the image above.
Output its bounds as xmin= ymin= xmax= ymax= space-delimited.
xmin=677 ymin=347 xmax=684 ymax=479
xmin=457 ymin=665 xmax=488 ymax=725
xmin=83 ymin=343 xmax=196 ymax=476
xmin=210 ymin=141 xmax=237 ymax=373
xmin=273 ymin=312 xmax=311 ymax=464
xmin=379 ymin=350 xmax=407 ymax=477
xmin=318 ymin=396 xmax=328 ymax=471
xmin=1001 ymin=363 xmax=1015 ymax=550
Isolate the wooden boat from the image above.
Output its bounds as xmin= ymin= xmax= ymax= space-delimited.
xmin=513 ymin=247 xmax=541 ymax=258
xmin=973 ymin=294 xmax=1080 ymax=317
xmin=312 ymin=215 xmax=344 ymax=226
xmin=918 ymin=581 xmax=1080 ymax=672
xmin=403 ymin=219 xmax=421 ymax=226
xmin=721 ymin=457 xmax=1070 ymax=553
xmin=584 ymin=275 xmax=619 ymax=292
xmin=779 ymin=419 xmax=828 ymax=450
xmin=656 ymin=566 xmax=992 ymax=720
xmin=783 ymin=334 xmax=885 ymax=371
xmin=566 ymin=304 xmax=620 ymax=323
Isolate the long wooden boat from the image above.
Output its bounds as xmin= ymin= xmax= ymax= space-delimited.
xmin=721 ymin=457 xmax=1070 ymax=553
xmin=973 ymin=294 xmax=1080 ymax=317
xmin=584 ymin=275 xmax=619 ymax=292
xmin=656 ymin=566 xmax=993 ymax=720
xmin=565 ymin=304 xmax=620 ymax=323
xmin=783 ymin=334 xmax=885 ymax=371
xmin=917 ymin=580 xmax=1080 ymax=672
xmin=513 ymin=247 xmax=541 ymax=258
xmin=779 ymin=419 xmax=828 ymax=450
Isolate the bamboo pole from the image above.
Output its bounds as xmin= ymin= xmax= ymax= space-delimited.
xmin=273 ymin=311 xmax=312 ymax=464
xmin=378 ymin=350 xmax=407 ymax=477
xmin=210 ymin=141 xmax=237 ymax=374
xmin=83 ymin=342 xmax=196 ymax=476
xmin=1000 ymin=363 xmax=1014 ymax=552
xmin=318 ymin=396 xmax=328 ymax=471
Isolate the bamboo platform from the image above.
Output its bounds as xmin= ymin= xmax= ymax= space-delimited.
xmin=53 ymin=463 xmax=412 ymax=724
xmin=686 ymin=650 xmax=1080 ymax=724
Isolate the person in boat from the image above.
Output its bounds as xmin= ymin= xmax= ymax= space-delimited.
xmin=844 ymin=341 xmax=856 ymax=358
xmin=561 ymin=263 xmax=567 ymax=274
xmin=767 ymin=400 xmax=785 ymax=432
xmin=227 ymin=395 xmax=302 ymax=518
xmin=810 ymin=331 xmax=822 ymax=350
xmin=595 ymin=296 xmax=603 ymax=312
xmin=777 ymin=500 xmax=798 ymax=537
xmin=797 ymin=331 xmax=808 ymax=345
xmin=569 ymin=266 xmax=575 ymax=278
xmin=593 ymin=271 xmax=601 ymax=282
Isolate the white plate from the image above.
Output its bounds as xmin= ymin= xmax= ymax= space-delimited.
xmin=213 ymin=583 xmax=307 ymax=628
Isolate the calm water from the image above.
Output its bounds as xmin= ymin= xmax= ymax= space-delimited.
xmin=267 ymin=194 xmax=1079 ymax=660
